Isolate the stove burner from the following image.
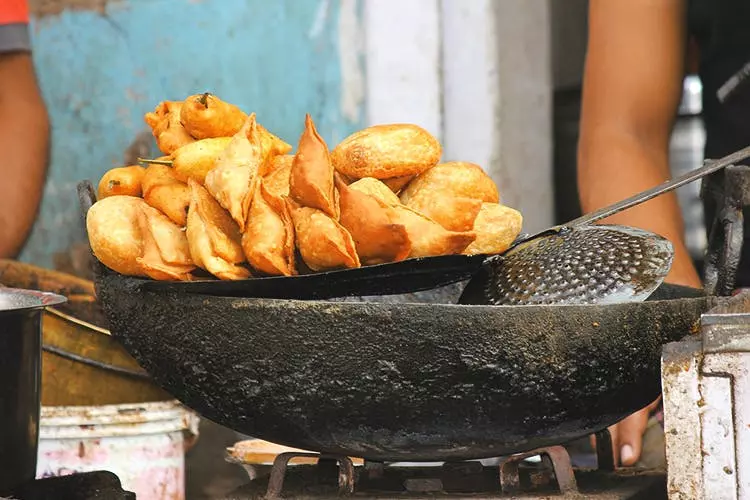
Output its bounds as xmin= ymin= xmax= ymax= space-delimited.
xmin=498 ymin=446 xmax=576 ymax=495
xmin=223 ymin=438 xmax=667 ymax=499
xmin=267 ymin=452 xmax=355 ymax=497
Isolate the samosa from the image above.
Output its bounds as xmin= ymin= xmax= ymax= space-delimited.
xmin=186 ymin=180 xmax=250 ymax=280
xmin=287 ymin=199 xmax=360 ymax=271
xmin=336 ymin=176 xmax=410 ymax=265
xmin=204 ymin=113 xmax=264 ymax=230
xmin=289 ymin=114 xmax=337 ymax=218
xmin=242 ymin=179 xmax=296 ymax=276
xmin=142 ymin=164 xmax=191 ymax=227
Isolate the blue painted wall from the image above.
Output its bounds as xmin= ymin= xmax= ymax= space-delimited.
xmin=22 ymin=0 xmax=364 ymax=268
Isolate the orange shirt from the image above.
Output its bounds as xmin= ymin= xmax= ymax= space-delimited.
xmin=0 ymin=0 xmax=30 ymax=53
xmin=0 ymin=0 xmax=29 ymax=25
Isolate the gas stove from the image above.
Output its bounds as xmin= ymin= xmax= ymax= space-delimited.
xmin=221 ymin=438 xmax=666 ymax=499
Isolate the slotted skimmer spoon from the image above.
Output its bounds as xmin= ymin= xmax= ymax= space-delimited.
xmin=459 ymin=144 xmax=750 ymax=306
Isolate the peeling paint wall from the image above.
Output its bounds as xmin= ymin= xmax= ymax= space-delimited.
xmin=22 ymin=0 xmax=365 ymax=267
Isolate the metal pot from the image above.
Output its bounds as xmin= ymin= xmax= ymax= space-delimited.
xmin=0 ymin=259 xmax=171 ymax=406
xmin=0 ymin=288 xmax=66 ymax=494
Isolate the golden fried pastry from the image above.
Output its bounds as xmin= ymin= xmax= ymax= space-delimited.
xmin=399 ymin=161 xmax=499 ymax=204
xmin=287 ymin=199 xmax=360 ymax=271
xmin=390 ymin=205 xmax=476 ymax=258
xmin=86 ymin=196 xmax=147 ymax=277
xmin=242 ymin=179 xmax=296 ymax=276
xmin=136 ymin=204 xmax=195 ymax=281
xmin=162 ymin=137 xmax=233 ymax=184
xmin=144 ymin=101 xmax=195 ymax=155
xmin=97 ymin=165 xmax=146 ymax=199
xmin=265 ymin=153 xmax=294 ymax=176
xmin=348 ymin=177 xmax=401 ymax=206
xmin=336 ymin=176 xmax=410 ymax=265
xmin=258 ymin=126 xmax=293 ymax=175
xmin=87 ymin=195 xmax=195 ymax=280
xmin=404 ymin=195 xmax=483 ymax=232
xmin=289 ymin=114 xmax=338 ymax=217
xmin=186 ymin=180 xmax=250 ymax=280
xmin=262 ymin=154 xmax=293 ymax=198
xmin=141 ymin=165 xmax=191 ymax=227
xmin=331 ymin=124 xmax=441 ymax=179
xmin=180 ymin=93 xmax=247 ymax=139
xmin=204 ymin=114 xmax=263 ymax=231
xmin=463 ymin=203 xmax=523 ymax=255
xmin=381 ymin=175 xmax=414 ymax=194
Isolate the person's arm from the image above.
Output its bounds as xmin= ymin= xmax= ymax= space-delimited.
xmin=578 ymin=0 xmax=698 ymax=467
xmin=579 ymin=0 xmax=700 ymax=288
xmin=0 ymin=3 xmax=50 ymax=258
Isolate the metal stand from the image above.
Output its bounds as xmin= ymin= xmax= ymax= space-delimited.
xmin=701 ymin=164 xmax=750 ymax=295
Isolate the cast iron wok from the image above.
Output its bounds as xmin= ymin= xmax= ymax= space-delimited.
xmin=95 ymin=266 xmax=717 ymax=462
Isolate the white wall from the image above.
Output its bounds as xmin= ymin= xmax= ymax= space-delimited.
xmin=363 ymin=0 xmax=554 ymax=232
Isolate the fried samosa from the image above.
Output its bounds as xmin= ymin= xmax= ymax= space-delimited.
xmin=97 ymin=165 xmax=146 ymax=199
xmin=265 ymin=153 xmax=294 ymax=175
xmin=258 ymin=129 xmax=293 ymax=175
xmin=289 ymin=114 xmax=338 ymax=217
xmin=142 ymin=165 xmax=191 ymax=227
xmin=86 ymin=196 xmax=194 ymax=280
xmin=186 ymin=179 xmax=251 ymax=280
xmin=204 ymin=113 xmax=264 ymax=231
xmin=180 ymin=93 xmax=247 ymax=139
xmin=287 ymin=199 xmax=360 ymax=271
xmin=263 ymin=155 xmax=293 ymax=198
xmin=390 ymin=205 xmax=476 ymax=258
xmin=348 ymin=177 xmax=401 ymax=206
xmin=336 ymin=176 xmax=410 ymax=265
xmin=399 ymin=161 xmax=500 ymax=205
xmin=463 ymin=203 xmax=523 ymax=256
xmin=136 ymin=204 xmax=195 ymax=281
xmin=331 ymin=124 xmax=441 ymax=179
xmin=404 ymin=195 xmax=483 ymax=232
xmin=242 ymin=179 xmax=296 ymax=276
xmin=382 ymin=175 xmax=414 ymax=194
xmin=144 ymin=101 xmax=195 ymax=155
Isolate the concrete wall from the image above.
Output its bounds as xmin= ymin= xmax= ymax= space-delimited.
xmin=365 ymin=0 xmax=555 ymax=234
xmin=23 ymin=0 xmax=365 ymax=267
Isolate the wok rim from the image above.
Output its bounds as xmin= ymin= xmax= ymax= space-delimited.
xmin=115 ymin=272 xmax=707 ymax=310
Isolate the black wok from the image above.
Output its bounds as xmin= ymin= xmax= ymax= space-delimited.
xmin=95 ymin=267 xmax=716 ymax=462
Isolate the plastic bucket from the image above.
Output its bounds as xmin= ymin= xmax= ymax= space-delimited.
xmin=36 ymin=401 xmax=199 ymax=500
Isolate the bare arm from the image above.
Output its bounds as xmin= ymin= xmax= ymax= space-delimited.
xmin=579 ymin=0 xmax=700 ymax=288
xmin=0 ymin=51 xmax=50 ymax=258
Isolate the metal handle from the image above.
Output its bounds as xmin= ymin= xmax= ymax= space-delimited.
xmin=570 ymin=144 xmax=750 ymax=227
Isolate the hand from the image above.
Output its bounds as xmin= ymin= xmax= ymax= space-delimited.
xmin=590 ymin=397 xmax=661 ymax=467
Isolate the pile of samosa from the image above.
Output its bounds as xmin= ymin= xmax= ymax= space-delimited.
xmin=86 ymin=92 xmax=523 ymax=281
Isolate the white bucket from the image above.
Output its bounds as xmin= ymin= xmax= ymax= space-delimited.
xmin=36 ymin=400 xmax=200 ymax=500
